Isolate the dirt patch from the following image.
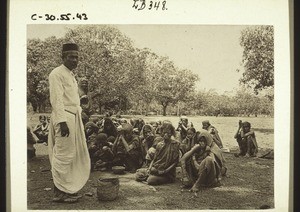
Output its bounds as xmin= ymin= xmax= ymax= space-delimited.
xmin=27 ymin=113 xmax=274 ymax=210
xmin=27 ymin=152 xmax=274 ymax=210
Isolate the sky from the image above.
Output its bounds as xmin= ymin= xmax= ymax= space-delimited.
xmin=27 ymin=24 xmax=248 ymax=94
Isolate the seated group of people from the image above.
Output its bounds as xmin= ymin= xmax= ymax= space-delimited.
xmin=28 ymin=110 xmax=258 ymax=192
xmin=84 ymin=116 xmax=146 ymax=172
xmin=84 ymin=115 xmax=242 ymax=192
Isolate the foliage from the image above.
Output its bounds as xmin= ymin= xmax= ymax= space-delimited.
xmin=27 ymin=37 xmax=63 ymax=112
xmin=64 ymin=25 xmax=145 ymax=113
xmin=238 ymin=26 xmax=274 ymax=94
xmin=27 ymin=25 xmax=273 ymax=117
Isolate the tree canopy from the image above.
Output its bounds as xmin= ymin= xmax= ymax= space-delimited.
xmin=238 ymin=26 xmax=274 ymax=94
xmin=27 ymin=25 xmax=273 ymax=117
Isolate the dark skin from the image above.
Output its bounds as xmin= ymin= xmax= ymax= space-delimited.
xmin=60 ymin=51 xmax=79 ymax=137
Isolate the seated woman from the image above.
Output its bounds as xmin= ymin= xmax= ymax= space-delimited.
xmin=180 ymin=131 xmax=227 ymax=192
xmin=180 ymin=127 xmax=196 ymax=156
xmin=112 ymin=123 xmax=144 ymax=172
xmin=33 ymin=115 xmax=49 ymax=144
xmin=234 ymin=121 xmax=258 ymax=157
xmin=146 ymin=122 xmax=180 ymax=185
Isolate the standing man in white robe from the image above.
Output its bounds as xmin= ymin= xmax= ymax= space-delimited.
xmin=48 ymin=43 xmax=90 ymax=203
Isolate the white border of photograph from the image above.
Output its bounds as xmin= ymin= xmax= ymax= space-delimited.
xmin=8 ymin=0 xmax=291 ymax=211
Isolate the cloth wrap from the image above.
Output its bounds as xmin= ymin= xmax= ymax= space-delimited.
xmin=48 ymin=105 xmax=90 ymax=194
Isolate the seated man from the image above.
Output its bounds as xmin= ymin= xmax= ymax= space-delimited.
xmin=180 ymin=131 xmax=227 ymax=192
xmin=146 ymin=122 xmax=180 ymax=185
xmin=112 ymin=123 xmax=144 ymax=172
xmin=202 ymin=120 xmax=223 ymax=148
xmin=234 ymin=121 xmax=258 ymax=157
xmin=33 ymin=115 xmax=49 ymax=145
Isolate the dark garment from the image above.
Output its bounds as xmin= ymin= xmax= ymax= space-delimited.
xmin=113 ymin=135 xmax=144 ymax=172
xmin=181 ymin=132 xmax=226 ymax=188
xmin=93 ymin=147 xmax=114 ymax=170
xmin=151 ymin=140 xmax=180 ymax=181
xmin=235 ymin=129 xmax=258 ymax=156
xmin=180 ymin=137 xmax=195 ymax=155
xmin=236 ymin=133 xmax=247 ymax=156
xmin=33 ymin=123 xmax=49 ymax=143
xmin=207 ymin=125 xmax=223 ymax=148
xmin=181 ymin=150 xmax=221 ymax=188
xmin=177 ymin=125 xmax=188 ymax=142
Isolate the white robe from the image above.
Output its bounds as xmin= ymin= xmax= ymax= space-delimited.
xmin=48 ymin=64 xmax=90 ymax=194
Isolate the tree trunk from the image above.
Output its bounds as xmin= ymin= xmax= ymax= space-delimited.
xmin=162 ymin=105 xmax=167 ymax=116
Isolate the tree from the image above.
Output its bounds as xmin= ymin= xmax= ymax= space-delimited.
xmin=64 ymin=25 xmax=145 ymax=113
xmin=27 ymin=37 xmax=63 ymax=112
xmin=153 ymin=57 xmax=199 ymax=116
xmin=234 ymin=87 xmax=261 ymax=116
xmin=238 ymin=26 xmax=274 ymax=94
xmin=133 ymin=48 xmax=162 ymax=115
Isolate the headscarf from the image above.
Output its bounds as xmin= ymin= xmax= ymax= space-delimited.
xmin=192 ymin=131 xmax=225 ymax=165
xmin=141 ymin=124 xmax=154 ymax=137
xmin=199 ymin=131 xmax=225 ymax=167
xmin=193 ymin=131 xmax=214 ymax=147
xmin=160 ymin=122 xmax=176 ymax=137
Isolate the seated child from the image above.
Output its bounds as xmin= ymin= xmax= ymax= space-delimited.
xmin=180 ymin=127 xmax=196 ymax=155
xmin=92 ymin=133 xmax=114 ymax=171
xmin=33 ymin=115 xmax=49 ymax=144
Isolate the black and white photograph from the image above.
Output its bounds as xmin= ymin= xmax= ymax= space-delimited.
xmin=8 ymin=0 xmax=291 ymax=211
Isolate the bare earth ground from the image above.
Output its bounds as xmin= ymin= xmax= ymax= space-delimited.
xmin=27 ymin=113 xmax=274 ymax=210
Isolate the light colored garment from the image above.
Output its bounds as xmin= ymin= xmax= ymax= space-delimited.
xmin=48 ymin=64 xmax=80 ymax=126
xmin=48 ymin=64 xmax=90 ymax=194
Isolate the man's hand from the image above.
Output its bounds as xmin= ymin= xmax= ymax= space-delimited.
xmin=60 ymin=122 xmax=70 ymax=137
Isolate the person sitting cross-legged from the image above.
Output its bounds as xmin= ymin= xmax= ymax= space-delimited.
xmin=146 ymin=122 xmax=180 ymax=185
xmin=92 ymin=133 xmax=114 ymax=171
xmin=33 ymin=115 xmax=49 ymax=145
